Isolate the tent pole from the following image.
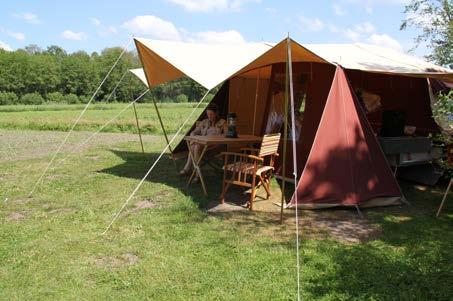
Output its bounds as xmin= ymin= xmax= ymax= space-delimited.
xmin=280 ymin=42 xmax=290 ymax=223
xmin=132 ymin=102 xmax=145 ymax=153
xmin=252 ymin=68 xmax=261 ymax=135
xmin=151 ymin=98 xmax=178 ymax=171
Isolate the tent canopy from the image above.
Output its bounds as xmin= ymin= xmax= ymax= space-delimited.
xmin=134 ymin=38 xmax=329 ymax=90
xmin=305 ymin=43 xmax=453 ymax=82
xmin=133 ymin=38 xmax=453 ymax=88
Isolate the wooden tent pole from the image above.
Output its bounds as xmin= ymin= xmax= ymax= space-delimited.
xmin=151 ymin=98 xmax=178 ymax=171
xmin=252 ymin=68 xmax=261 ymax=135
xmin=132 ymin=102 xmax=145 ymax=153
xmin=280 ymin=40 xmax=290 ymax=223
xmin=436 ymin=178 xmax=452 ymax=217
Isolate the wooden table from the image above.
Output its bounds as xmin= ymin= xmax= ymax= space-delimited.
xmin=184 ymin=135 xmax=262 ymax=195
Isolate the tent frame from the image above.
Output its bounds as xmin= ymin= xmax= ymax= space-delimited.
xmin=134 ymin=39 xmax=178 ymax=171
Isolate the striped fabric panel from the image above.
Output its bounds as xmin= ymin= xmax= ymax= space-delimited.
xmin=258 ymin=133 xmax=281 ymax=157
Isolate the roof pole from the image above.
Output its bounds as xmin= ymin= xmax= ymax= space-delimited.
xmin=280 ymin=37 xmax=290 ymax=223
xmin=132 ymin=101 xmax=145 ymax=153
xmin=252 ymin=68 xmax=261 ymax=135
xmin=288 ymin=34 xmax=301 ymax=301
xmin=151 ymin=98 xmax=178 ymax=171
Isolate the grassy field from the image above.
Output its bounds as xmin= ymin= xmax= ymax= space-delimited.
xmin=0 ymin=104 xmax=452 ymax=300
xmin=0 ymin=103 xmax=206 ymax=134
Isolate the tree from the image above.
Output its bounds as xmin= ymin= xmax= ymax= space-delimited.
xmin=401 ymin=0 xmax=453 ymax=67
xmin=23 ymin=44 xmax=43 ymax=55
xmin=45 ymin=45 xmax=67 ymax=59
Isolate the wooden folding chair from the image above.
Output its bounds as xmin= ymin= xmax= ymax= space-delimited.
xmin=220 ymin=133 xmax=281 ymax=210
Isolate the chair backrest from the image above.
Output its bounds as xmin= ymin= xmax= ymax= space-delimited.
xmin=258 ymin=133 xmax=281 ymax=158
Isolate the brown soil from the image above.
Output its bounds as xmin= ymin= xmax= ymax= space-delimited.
xmin=208 ymin=185 xmax=383 ymax=244
xmin=94 ymin=253 xmax=139 ymax=270
xmin=6 ymin=211 xmax=26 ymax=221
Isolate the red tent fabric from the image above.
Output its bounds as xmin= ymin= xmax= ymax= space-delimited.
xmin=289 ymin=66 xmax=402 ymax=208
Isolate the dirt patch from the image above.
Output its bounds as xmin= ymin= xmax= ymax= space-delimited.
xmin=6 ymin=211 xmax=26 ymax=221
xmin=135 ymin=199 xmax=157 ymax=210
xmin=11 ymin=198 xmax=31 ymax=205
xmin=298 ymin=211 xmax=381 ymax=244
xmin=122 ymin=252 xmax=139 ymax=265
xmin=207 ymin=202 xmax=247 ymax=213
xmin=94 ymin=253 xmax=139 ymax=270
xmin=210 ymin=185 xmax=382 ymax=244
xmin=49 ymin=207 xmax=74 ymax=214
xmin=46 ymin=174 xmax=65 ymax=180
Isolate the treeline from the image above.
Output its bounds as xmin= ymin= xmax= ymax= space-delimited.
xmin=0 ymin=44 xmax=208 ymax=105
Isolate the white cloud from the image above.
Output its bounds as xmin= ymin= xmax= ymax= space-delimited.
xmin=0 ymin=41 xmax=12 ymax=51
xmin=354 ymin=22 xmax=375 ymax=34
xmin=333 ymin=4 xmax=346 ymax=16
xmin=329 ymin=24 xmax=340 ymax=33
xmin=190 ymin=30 xmax=245 ymax=44
xmin=166 ymin=0 xmax=261 ymax=12
xmin=12 ymin=12 xmax=41 ymax=24
xmin=91 ymin=18 xmax=101 ymax=26
xmin=344 ymin=0 xmax=410 ymax=14
xmin=90 ymin=18 xmax=117 ymax=37
xmin=7 ymin=31 xmax=25 ymax=41
xmin=298 ymin=16 xmax=324 ymax=32
xmin=107 ymin=26 xmax=117 ymax=34
xmin=367 ymin=33 xmax=403 ymax=51
xmin=61 ymin=30 xmax=87 ymax=41
xmin=123 ymin=15 xmax=247 ymax=45
xmin=344 ymin=28 xmax=361 ymax=41
xmin=340 ymin=22 xmax=377 ymax=41
xmin=122 ymin=15 xmax=181 ymax=40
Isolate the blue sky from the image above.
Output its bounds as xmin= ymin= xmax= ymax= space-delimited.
xmin=0 ymin=0 xmax=427 ymax=56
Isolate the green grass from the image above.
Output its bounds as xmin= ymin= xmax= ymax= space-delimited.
xmin=0 ymin=104 xmax=452 ymax=300
xmin=0 ymin=103 xmax=206 ymax=134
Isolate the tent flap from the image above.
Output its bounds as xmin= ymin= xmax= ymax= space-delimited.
xmin=289 ymin=66 xmax=402 ymax=208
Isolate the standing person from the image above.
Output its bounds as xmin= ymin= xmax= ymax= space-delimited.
xmin=179 ymin=103 xmax=227 ymax=182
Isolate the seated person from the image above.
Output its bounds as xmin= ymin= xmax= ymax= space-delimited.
xmin=179 ymin=103 xmax=227 ymax=180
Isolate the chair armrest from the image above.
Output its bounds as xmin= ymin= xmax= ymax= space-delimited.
xmin=221 ymin=152 xmax=264 ymax=162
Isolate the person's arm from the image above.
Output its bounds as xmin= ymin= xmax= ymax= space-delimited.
xmin=220 ymin=119 xmax=227 ymax=134
xmin=191 ymin=121 xmax=202 ymax=136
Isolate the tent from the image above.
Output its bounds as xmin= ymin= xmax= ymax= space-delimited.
xmin=132 ymin=37 xmax=453 ymax=209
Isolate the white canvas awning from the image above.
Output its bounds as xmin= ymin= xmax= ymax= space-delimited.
xmin=132 ymin=38 xmax=453 ymax=87
xmin=134 ymin=38 xmax=328 ymax=90
xmin=304 ymin=43 xmax=453 ymax=81
xmin=129 ymin=68 xmax=148 ymax=87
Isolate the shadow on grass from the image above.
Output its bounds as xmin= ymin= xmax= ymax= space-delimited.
xmin=297 ymin=182 xmax=453 ymax=300
xmin=99 ymin=150 xmax=224 ymax=208
xmin=100 ymin=149 xmax=453 ymax=299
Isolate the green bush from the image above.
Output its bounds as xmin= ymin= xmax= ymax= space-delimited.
xmin=46 ymin=92 xmax=64 ymax=103
xmin=78 ymin=95 xmax=91 ymax=104
xmin=0 ymin=91 xmax=18 ymax=105
xmin=19 ymin=92 xmax=45 ymax=105
xmin=64 ymin=93 xmax=80 ymax=104
xmin=175 ymin=94 xmax=188 ymax=103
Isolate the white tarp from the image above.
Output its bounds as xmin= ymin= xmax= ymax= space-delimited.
xmin=135 ymin=38 xmax=273 ymax=90
xmin=132 ymin=38 xmax=453 ymax=88
xmin=305 ymin=43 xmax=452 ymax=76
xmin=129 ymin=68 xmax=148 ymax=87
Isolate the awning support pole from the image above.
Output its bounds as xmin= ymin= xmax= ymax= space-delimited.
xmin=151 ymin=98 xmax=178 ymax=171
xmin=132 ymin=102 xmax=145 ymax=153
xmin=280 ymin=40 xmax=290 ymax=223
xmin=287 ymin=35 xmax=302 ymax=301
xmin=252 ymin=68 xmax=261 ymax=135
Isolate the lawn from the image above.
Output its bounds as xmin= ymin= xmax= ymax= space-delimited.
xmin=0 ymin=103 xmax=206 ymax=135
xmin=0 ymin=104 xmax=452 ymax=300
